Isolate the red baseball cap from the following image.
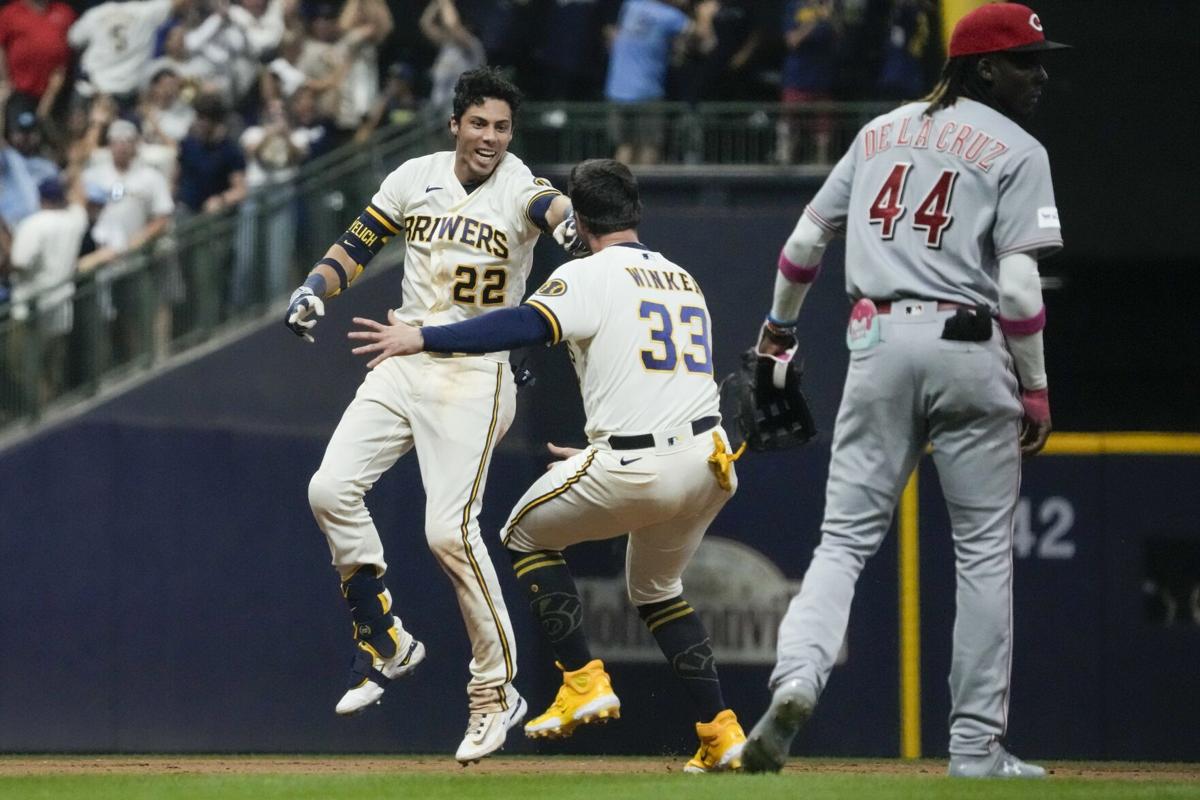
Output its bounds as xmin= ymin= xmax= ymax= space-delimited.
xmin=948 ymin=3 xmax=1071 ymax=58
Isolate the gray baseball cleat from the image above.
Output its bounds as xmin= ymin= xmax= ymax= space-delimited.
xmin=741 ymin=680 xmax=815 ymax=773
xmin=948 ymin=746 xmax=1047 ymax=778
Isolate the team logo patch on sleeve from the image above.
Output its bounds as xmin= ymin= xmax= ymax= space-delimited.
xmin=534 ymin=177 xmax=553 ymax=188
xmin=536 ymin=278 xmax=568 ymax=297
xmin=1037 ymin=207 xmax=1060 ymax=229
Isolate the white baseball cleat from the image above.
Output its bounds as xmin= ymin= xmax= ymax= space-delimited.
xmin=741 ymin=680 xmax=815 ymax=774
xmin=948 ymin=746 xmax=1047 ymax=778
xmin=335 ymin=621 xmax=426 ymax=716
xmin=455 ymin=692 xmax=528 ymax=765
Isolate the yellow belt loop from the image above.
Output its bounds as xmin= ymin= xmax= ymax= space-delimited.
xmin=706 ymin=430 xmax=746 ymax=492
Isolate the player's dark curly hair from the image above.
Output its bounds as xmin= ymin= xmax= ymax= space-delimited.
xmin=922 ymin=55 xmax=988 ymax=116
xmin=568 ymin=159 xmax=642 ymax=235
xmin=452 ymin=67 xmax=523 ymax=122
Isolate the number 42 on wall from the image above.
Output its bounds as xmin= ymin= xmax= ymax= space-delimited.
xmin=1012 ymin=496 xmax=1076 ymax=559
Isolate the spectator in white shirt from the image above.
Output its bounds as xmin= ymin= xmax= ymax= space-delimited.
xmin=8 ymin=176 xmax=89 ymax=401
xmin=68 ymin=0 xmax=191 ymax=112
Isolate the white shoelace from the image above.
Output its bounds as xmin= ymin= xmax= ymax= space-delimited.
xmin=465 ymin=712 xmax=488 ymax=739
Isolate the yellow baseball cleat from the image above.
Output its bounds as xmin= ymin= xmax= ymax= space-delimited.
xmin=524 ymin=659 xmax=621 ymax=739
xmin=684 ymin=709 xmax=747 ymax=773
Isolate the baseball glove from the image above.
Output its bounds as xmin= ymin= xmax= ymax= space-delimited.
xmin=720 ymin=345 xmax=817 ymax=452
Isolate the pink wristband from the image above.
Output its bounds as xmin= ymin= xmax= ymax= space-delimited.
xmin=778 ymin=250 xmax=821 ymax=284
xmin=1021 ymin=388 xmax=1050 ymax=423
xmin=998 ymin=306 xmax=1046 ymax=336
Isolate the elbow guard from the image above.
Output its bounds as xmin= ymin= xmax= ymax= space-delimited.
xmin=336 ymin=204 xmax=400 ymax=287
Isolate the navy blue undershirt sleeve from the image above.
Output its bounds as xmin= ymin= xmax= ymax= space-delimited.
xmin=421 ymin=305 xmax=553 ymax=353
xmin=528 ymin=193 xmax=556 ymax=232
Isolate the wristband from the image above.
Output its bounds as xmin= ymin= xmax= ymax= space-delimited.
xmin=319 ymin=257 xmax=349 ymax=292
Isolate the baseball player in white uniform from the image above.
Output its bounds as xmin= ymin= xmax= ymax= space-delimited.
xmin=347 ymin=159 xmax=749 ymax=773
xmin=284 ymin=67 xmax=574 ymax=764
xmin=742 ymin=3 xmax=1068 ymax=779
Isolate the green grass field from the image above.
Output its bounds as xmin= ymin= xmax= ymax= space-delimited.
xmin=1 ymin=756 xmax=1196 ymax=800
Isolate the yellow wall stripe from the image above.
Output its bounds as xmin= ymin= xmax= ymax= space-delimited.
xmin=897 ymin=431 xmax=1199 ymax=756
xmin=647 ymin=607 xmax=694 ymax=632
xmin=898 ymin=469 xmax=922 ymax=760
xmin=1041 ymin=432 xmax=1200 ymax=456
xmin=459 ymin=363 xmax=515 ymax=691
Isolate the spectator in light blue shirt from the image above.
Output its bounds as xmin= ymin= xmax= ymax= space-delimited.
xmin=0 ymin=143 xmax=40 ymax=230
xmin=6 ymin=111 xmax=61 ymax=187
xmin=604 ymin=0 xmax=717 ymax=165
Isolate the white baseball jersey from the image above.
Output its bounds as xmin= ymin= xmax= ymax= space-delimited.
xmin=69 ymin=0 xmax=174 ymax=95
xmin=370 ymin=151 xmax=559 ymax=354
xmin=84 ymin=159 xmax=174 ymax=252
xmin=806 ymin=98 xmax=1062 ymax=308
xmin=524 ymin=242 xmax=721 ymax=443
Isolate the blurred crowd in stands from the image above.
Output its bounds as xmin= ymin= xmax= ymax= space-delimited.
xmin=0 ymin=0 xmax=939 ymax=409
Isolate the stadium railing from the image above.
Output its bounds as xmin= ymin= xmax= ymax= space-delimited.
xmin=0 ymin=101 xmax=890 ymax=435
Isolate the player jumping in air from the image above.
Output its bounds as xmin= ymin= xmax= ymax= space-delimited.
xmin=284 ymin=67 xmax=575 ymax=764
xmin=347 ymin=158 xmax=749 ymax=774
xmin=741 ymin=2 xmax=1068 ymax=778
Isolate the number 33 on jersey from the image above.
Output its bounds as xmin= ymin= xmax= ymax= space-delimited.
xmin=525 ymin=243 xmax=721 ymax=445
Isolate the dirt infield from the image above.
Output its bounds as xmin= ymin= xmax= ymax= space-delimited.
xmin=0 ymin=755 xmax=1197 ymax=781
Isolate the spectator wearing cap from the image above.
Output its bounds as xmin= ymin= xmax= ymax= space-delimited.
xmin=0 ymin=0 xmax=77 ymax=122
xmin=6 ymin=175 xmax=89 ymax=402
xmin=5 ymin=111 xmax=60 ymax=186
xmin=83 ymin=119 xmax=175 ymax=258
xmin=175 ymin=93 xmax=246 ymax=215
xmin=68 ymin=0 xmax=191 ymax=113
xmin=0 ymin=135 xmax=39 ymax=230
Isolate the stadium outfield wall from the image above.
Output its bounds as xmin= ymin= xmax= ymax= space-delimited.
xmin=1 ymin=173 xmax=1195 ymax=760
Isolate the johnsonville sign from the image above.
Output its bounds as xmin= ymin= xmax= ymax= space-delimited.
xmin=577 ymin=536 xmax=847 ymax=666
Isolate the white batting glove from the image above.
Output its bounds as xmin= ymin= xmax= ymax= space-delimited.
xmin=285 ymin=286 xmax=325 ymax=342
xmin=552 ymin=210 xmax=590 ymax=257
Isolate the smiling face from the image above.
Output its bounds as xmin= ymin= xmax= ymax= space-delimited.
xmin=449 ymin=98 xmax=514 ymax=185
xmin=979 ymin=50 xmax=1049 ymax=119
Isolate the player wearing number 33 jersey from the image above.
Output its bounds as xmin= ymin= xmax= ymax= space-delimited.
xmin=346 ymin=159 xmax=750 ymax=772
xmin=283 ymin=68 xmax=575 ymax=765
xmin=743 ymin=3 xmax=1070 ymax=779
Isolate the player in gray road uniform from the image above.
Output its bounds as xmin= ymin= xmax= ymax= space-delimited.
xmin=741 ymin=3 xmax=1068 ymax=778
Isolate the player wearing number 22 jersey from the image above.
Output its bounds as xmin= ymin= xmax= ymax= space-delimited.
xmin=283 ymin=67 xmax=575 ymax=765
xmin=743 ymin=2 xmax=1069 ymax=781
xmin=348 ymin=159 xmax=750 ymax=773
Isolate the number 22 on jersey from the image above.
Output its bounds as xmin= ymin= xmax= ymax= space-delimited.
xmin=639 ymin=301 xmax=712 ymax=374
xmin=868 ymin=163 xmax=960 ymax=249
